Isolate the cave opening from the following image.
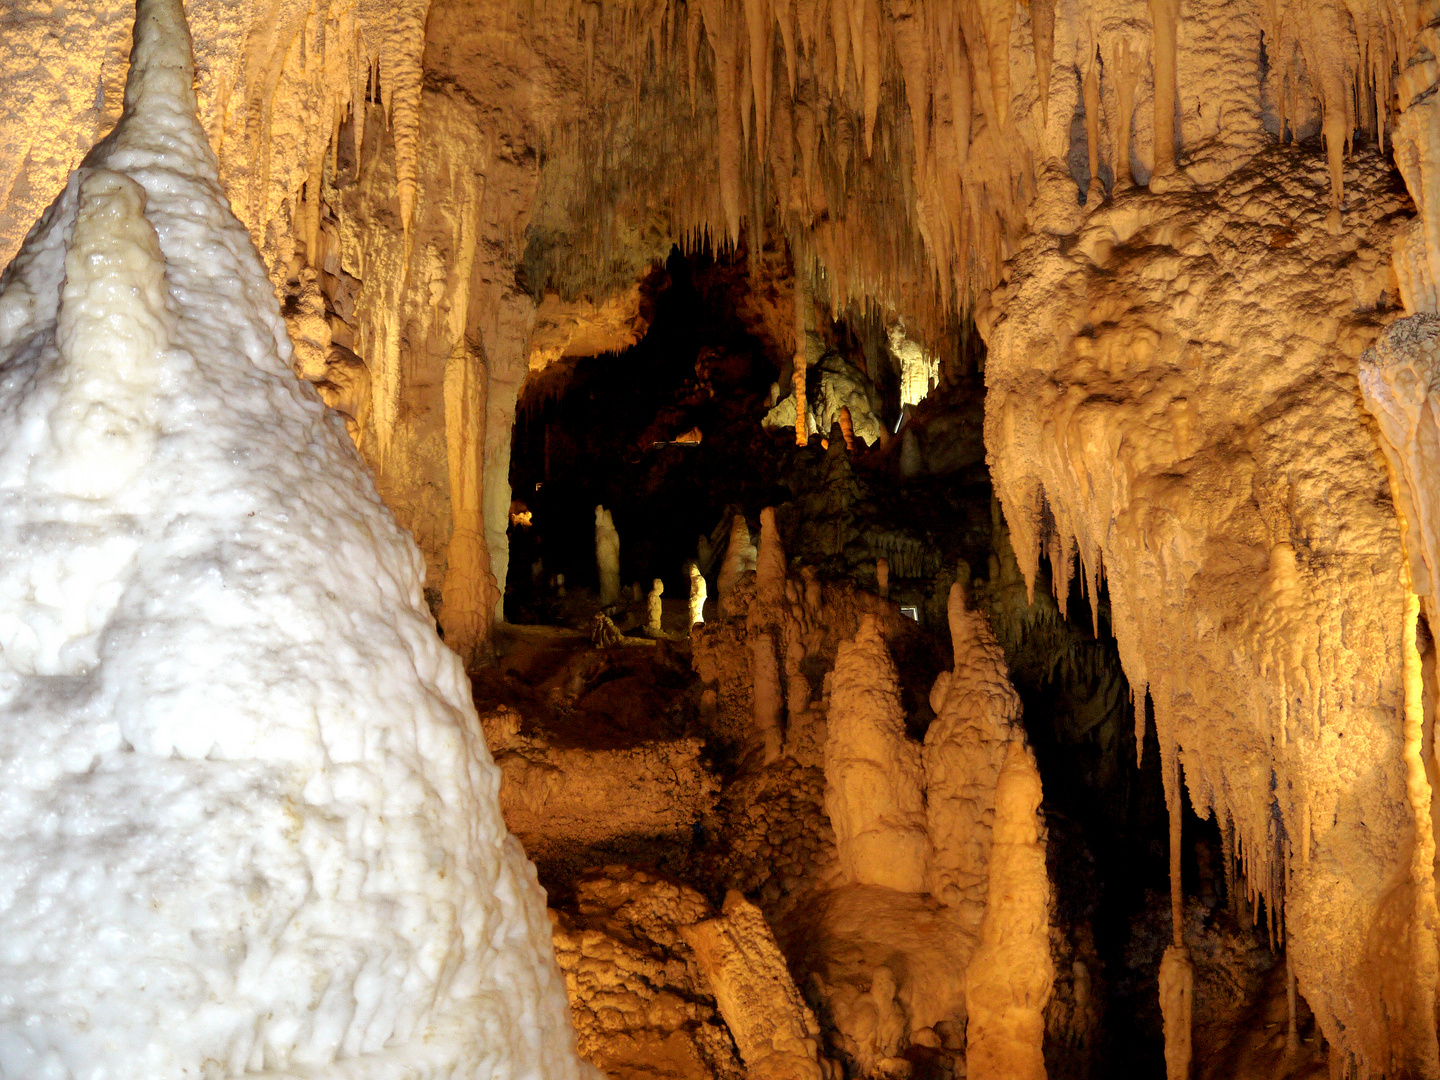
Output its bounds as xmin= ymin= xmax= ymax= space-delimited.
xmin=493 ymin=237 xmax=1289 ymax=1078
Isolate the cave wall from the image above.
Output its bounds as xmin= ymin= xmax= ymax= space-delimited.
xmin=5 ymin=0 xmax=1440 ymax=1071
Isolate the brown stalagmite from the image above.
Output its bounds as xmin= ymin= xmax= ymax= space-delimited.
xmin=718 ymin=514 xmax=757 ymax=616
xmin=753 ymin=631 xmax=785 ymax=763
xmin=838 ymin=405 xmax=855 ymax=451
xmin=924 ymin=583 xmax=1022 ymax=924
xmin=1114 ymin=38 xmax=1142 ymax=188
xmin=1082 ymin=45 xmax=1103 ymax=204
xmin=1030 ymin=0 xmax=1055 ymax=126
xmin=1147 ymin=0 xmax=1179 ymax=181
xmin=755 ymin=506 xmax=788 ymax=610
xmin=1159 ymin=753 xmax=1193 ymax=1080
xmin=824 ymin=615 xmax=931 ymax=891
xmin=963 ymin=740 xmax=1052 ymax=1080
xmin=440 ymin=347 xmax=497 ymax=669
xmin=876 ymin=555 xmax=889 ymax=597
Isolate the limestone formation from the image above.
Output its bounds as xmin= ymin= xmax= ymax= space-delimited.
xmin=755 ymin=507 xmax=788 ymax=611
xmin=718 ymin=514 xmax=757 ymax=617
xmin=647 ymin=577 xmax=664 ymax=636
xmin=824 ymin=615 xmax=930 ymax=893
xmin=595 ymin=505 xmax=621 ymax=605
xmin=924 ymin=585 xmax=1021 ymax=917
xmin=963 ymin=741 xmax=1052 ymax=1080
xmin=8 ymin=0 xmax=1440 ymax=1073
xmin=682 ymin=892 xmax=829 ymax=1080
xmin=688 ymin=560 xmax=708 ymax=626
xmin=0 ymin=3 xmax=588 ymax=1074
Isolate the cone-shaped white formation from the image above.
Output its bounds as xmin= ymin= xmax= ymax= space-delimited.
xmin=0 ymin=2 xmax=589 ymax=1077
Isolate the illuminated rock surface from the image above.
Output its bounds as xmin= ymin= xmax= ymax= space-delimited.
xmin=0 ymin=2 xmax=588 ymax=1076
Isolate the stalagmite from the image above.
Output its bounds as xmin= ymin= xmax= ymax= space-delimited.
xmin=648 ymin=577 xmax=665 ymax=635
xmin=756 ymin=506 xmax=788 ymax=610
xmin=0 ymin=2 xmax=590 ymax=1075
xmin=753 ymin=631 xmax=785 ymax=763
xmin=1159 ymin=756 xmax=1193 ymax=1080
xmin=596 ymin=504 xmax=622 ymax=605
xmin=441 ymin=343 xmax=496 ymax=668
xmin=719 ymin=513 xmax=758 ymax=616
xmin=924 ymin=584 xmax=1021 ymax=918
xmin=963 ymin=740 xmax=1052 ymax=1080
xmin=688 ymin=560 xmax=708 ymax=625
xmin=824 ymin=615 xmax=931 ymax=892
xmin=876 ymin=555 xmax=890 ymax=598
xmin=1147 ymin=0 xmax=1180 ymax=182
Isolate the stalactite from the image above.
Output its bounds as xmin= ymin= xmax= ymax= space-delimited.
xmin=1081 ymin=46 xmax=1103 ymax=204
xmin=1113 ymin=38 xmax=1141 ymax=188
xmin=744 ymin=0 xmax=772 ymax=151
xmin=862 ymin=0 xmax=882 ymax=155
xmin=1147 ymin=0 xmax=1179 ymax=182
xmin=777 ymin=0 xmax=799 ymax=96
xmin=947 ymin=16 xmax=973 ymax=165
xmin=1030 ymin=0 xmax=1055 ymax=125
xmin=977 ymin=0 xmax=1013 ymax=129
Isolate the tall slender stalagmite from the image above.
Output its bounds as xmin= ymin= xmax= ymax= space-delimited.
xmin=1159 ymin=755 xmax=1193 ymax=1080
xmin=964 ymin=740 xmax=1052 ymax=1080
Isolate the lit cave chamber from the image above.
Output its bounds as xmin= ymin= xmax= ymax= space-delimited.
xmin=0 ymin=0 xmax=1438 ymax=1077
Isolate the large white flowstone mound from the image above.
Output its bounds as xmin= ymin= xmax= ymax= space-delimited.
xmin=0 ymin=3 xmax=590 ymax=1078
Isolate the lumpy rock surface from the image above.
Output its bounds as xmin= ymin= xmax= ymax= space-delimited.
xmin=0 ymin=2 xmax=588 ymax=1078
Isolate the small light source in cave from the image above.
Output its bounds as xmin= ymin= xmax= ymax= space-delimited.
xmin=900 ymin=605 xmax=920 ymax=622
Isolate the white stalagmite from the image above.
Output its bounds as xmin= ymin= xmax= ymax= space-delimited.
xmin=688 ymin=560 xmax=708 ymax=626
xmin=595 ymin=504 xmax=621 ymax=604
xmin=0 ymin=2 xmax=591 ymax=1077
